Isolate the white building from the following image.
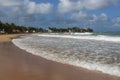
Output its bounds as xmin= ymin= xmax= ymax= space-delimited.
xmin=0 ymin=29 xmax=5 ymax=34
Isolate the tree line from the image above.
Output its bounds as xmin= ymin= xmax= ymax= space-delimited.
xmin=0 ymin=21 xmax=93 ymax=34
xmin=0 ymin=21 xmax=44 ymax=34
xmin=48 ymin=27 xmax=93 ymax=33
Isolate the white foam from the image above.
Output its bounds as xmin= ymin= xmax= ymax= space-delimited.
xmin=71 ymin=32 xmax=93 ymax=35
xmin=12 ymin=35 xmax=120 ymax=77
xmin=38 ymin=34 xmax=120 ymax=43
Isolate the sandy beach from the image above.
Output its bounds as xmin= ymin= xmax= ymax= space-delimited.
xmin=0 ymin=34 xmax=120 ymax=80
xmin=0 ymin=34 xmax=24 ymax=42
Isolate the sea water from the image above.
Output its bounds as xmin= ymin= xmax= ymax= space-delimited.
xmin=12 ymin=32 xmax=120 ymax=77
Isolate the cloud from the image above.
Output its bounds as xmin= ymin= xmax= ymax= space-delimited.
xmin=90 ymin=14 xmax=98 ymax=22
xmin=0 ymin=9 xmax=7 ymax=17
xmin=112 ymin=17 xmax=120 ymax=27
xmin=0 ymin=0 xmax=53 ymax=27
xmin=25 ymin=0 xmax=52 ymax=14
xmin=71 ymin=11 xmax=108 ymax=22
xmin=71 ymin=11 xmax=87 ymax=20
xmin=0 ymin=0 xmax=53 ymax=14
xmin=89 ymin=13 xmax=108 ymax=22
xmin=58 ymin=0 xmax=83 ymax=13
xmin=83 ymin=0 xmax=118 ymax=10
xmin=0 ymin=0 xmax=22 ymax=6
xmin=58 ymin=0 xmax=118 ymax=13
xmin=100 ymin=13 xmax=108 ymax=21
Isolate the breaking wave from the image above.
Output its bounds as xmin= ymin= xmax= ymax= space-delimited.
xmin=12 ymin=34 xmax=120 ymax=77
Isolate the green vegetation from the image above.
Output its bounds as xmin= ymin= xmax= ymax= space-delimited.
xmin=48 ymin=27 xmax=93 ymax=33
xmin=0 ymin=21 xmax=93 ymax=34
xmin=0 ymin=21 xmax=44 ymax=34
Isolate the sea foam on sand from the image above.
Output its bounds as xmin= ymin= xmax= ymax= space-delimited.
xmin=12 ymin=34 xmax=120 ymax=77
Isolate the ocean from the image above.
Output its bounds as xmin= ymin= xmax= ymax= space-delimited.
xmin=12 ymin=32 xmax=120 ymax=77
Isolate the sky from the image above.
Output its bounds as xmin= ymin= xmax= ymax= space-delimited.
xmin=0 ymin=0 xmax=120 ymax=31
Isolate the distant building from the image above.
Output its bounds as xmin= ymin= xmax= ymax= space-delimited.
xmin=26 ymin=30 xmax=29 ymax=33
xmin=0 ymin=29 xmax=5 ymax=34
xmin=32 ymin=30 xmax=36 ymax=33
xmin=68 ymin=30 xmax=72 ymax=33
xmin=12 ymin=29 xmax=20 ymax=33
xmin=48 ymin=29 xmax=52 ymax=33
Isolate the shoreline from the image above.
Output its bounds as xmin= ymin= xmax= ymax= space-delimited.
xmin=0 ymin=34 xmax=120 ymax=80
xmin=0 ymin=34 xmax=24 ymax=42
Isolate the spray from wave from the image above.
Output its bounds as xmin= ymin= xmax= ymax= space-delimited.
xmin=38 ymin=34 xmax=120 ymax=43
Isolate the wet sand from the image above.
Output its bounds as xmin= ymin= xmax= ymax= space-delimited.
xmin=0 ymin=34 xmax=120 ymax=80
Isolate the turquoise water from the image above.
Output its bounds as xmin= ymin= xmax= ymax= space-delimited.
xmin=94 ymin=31 xmax=120 ymax=36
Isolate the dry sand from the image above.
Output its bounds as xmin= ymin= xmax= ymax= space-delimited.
xmin=0 ymin=34 xmax=24 ymax=42
xmin=0 ymin=34 xmax=120 ymax=80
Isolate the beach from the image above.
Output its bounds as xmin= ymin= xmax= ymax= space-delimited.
xmin=0 ymin=34 xmax=120 ymax=80
xmin=0 ymin=34 xmax=24 ymax=42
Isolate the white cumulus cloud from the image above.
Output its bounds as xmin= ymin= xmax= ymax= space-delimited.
xmin=0 ymin=0 xmax=53 ymax=14
xmin=100 ymin=13 xmax=108 ymax=21
xmin=24 ymin=0 xmax=52 ymax=14
xmin=90 ymin=13 xmax=108 ymax=22
xmin=71 ymin=11 xmax=87 ymax=20
xmin=83 ymin=0 xmax=117 ymax=10
xmin=112 ymin=17 xmax=120 ymax=27
xmin=0 ymin=0 xmax=22 ymax=6
xmin=58 ymin=0 xmax=118 ymax=13
xmin=58 ymin=0 xmax=83 ymax=13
